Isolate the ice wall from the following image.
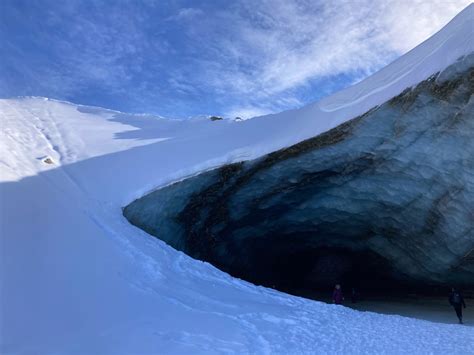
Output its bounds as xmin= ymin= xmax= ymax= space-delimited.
xmin=124 ymin=55 xmax=474 ymax=291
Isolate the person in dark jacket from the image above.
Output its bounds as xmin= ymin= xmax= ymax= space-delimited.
xmin=449 ymin=287 xmax=467 ymax=324
xmin=332 ymin=284 xmax=344 ymax=305
xmin=351 ymin=287 xmax=358 ymax=304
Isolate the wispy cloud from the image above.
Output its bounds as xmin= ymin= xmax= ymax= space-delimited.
xmin=171 ymin=0 xmax=471 ymax=118
xmin=170 ymin=7 xmax=205 ymax=21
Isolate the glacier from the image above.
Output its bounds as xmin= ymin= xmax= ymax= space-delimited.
xmin=124 ymin=54 xmax=474 ymax=293
xmin=1 ymin=4 xmax=474 ymax=354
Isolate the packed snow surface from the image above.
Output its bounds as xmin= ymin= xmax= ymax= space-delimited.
xmin=1 ymin=4 xmax=474 ymax=354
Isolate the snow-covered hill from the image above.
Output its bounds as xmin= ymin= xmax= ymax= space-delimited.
xmin=1 ymin=4 xmax=473 ymax=354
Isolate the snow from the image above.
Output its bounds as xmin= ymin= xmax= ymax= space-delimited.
xmin=1 ymin=4 xmax=474 ymax=354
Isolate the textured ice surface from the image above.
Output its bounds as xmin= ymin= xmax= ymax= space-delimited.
xmin=125 ymin=54 xmax=474 ymax=290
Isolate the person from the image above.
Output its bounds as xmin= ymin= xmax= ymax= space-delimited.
xmin=351 ymin=287 xmax=358 ymax=304
xmin=332 ymin=284 xmax=344 ymax=305
xmin=449 ymin=287 xmax=466 ymax=324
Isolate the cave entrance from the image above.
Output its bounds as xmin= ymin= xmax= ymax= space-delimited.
xmin=124 ymin=171 xmax=472 ymax=324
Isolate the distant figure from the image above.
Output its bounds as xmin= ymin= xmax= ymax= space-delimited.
xmin=449 ymin=287 xmax=466 ymax=324
xmin=351 ymin=287 xmax=358 ymax=304
xmin=332 ymin=284 xmax=344 ymax=305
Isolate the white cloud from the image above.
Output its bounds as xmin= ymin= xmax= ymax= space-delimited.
xmin=226 ymin=106 xmax=274 ymax=120
xmin=172 ymin=7 xmax=204 ymax=21
xmin=376 ymin=0 xmax=472 ymax=53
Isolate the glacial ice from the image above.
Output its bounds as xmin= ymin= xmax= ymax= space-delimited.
xmin=124 ymin=54 xmax=474 ymax=293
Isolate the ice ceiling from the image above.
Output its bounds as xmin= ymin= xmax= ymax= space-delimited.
xmin=124 ymin=55 xmax=474 ymax=294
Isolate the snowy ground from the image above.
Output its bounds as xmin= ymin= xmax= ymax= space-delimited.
xmin=349 ymin=297 xmax=473 ymax=326
xmin=1 ymin=4 xmax=474 ymax=354
xmin=294 ymin=290 xmax=473 ymax=326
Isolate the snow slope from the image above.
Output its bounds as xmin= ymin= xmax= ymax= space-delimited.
xmin=1 ymin=4 xmax=474 ymax=354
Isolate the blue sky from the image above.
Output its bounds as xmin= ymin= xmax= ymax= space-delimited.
xmin=0 ymin=0 xmax=470 ymax=119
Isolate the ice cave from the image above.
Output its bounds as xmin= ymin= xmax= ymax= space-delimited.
xmin=124 ymin=55 xmax=474 ymax=298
